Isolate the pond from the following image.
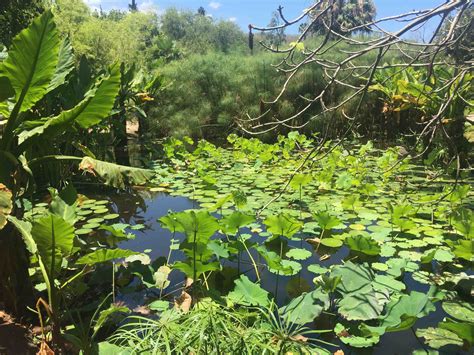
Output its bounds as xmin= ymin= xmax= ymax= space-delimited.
xmin=84 ymin=182 xmax=471 ymax=355
xmin=40 ymin=135 xmax=471 ymax=354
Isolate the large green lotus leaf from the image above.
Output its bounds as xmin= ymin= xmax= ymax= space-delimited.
xmin=442 ymin=301 xmax=474 ymax=323
xmin=159 ymin=212 xmax=184 ymax=233
xmin=0 ymin=184 xmax=13 ymax=230
xmin=313 ymin=211 xmax=341 ymax=230
xmin=338 ymin=289 xmax=385 ymax=321
xmin=2 ymin=10 xmax=60 ymax=113
xmin=220 ymin=211 xmax=255 ymax=234
xmin=346 ymin=235 xmax=381 ymax=255
xmin=18 ymin=64 xmax=120 ymax=144
xmin=332 ymin=261 xmax=374 ymax=293
xmin=173 ymin=260 xmax=221 ymax=278
xmin=373 ymin=274 xmax=406 ymax=292
xmin=285 ymin=248 xmax=312 ymax=261
xmin=364 ymin=291 xmax=435 ymax=335
xmin=279 ymin=288 xmax=329 ymax=325
xmin=254 ymin=245 xmax=294 ymax=275
xmin=416 ymin=327 xmax=463 ymax=349
xmin=174 ymin=210 xmax=219 ymax=244
xmin=439 ymin=319 xmax=474 ymax=344
xmin=451 ymin=208 xmax=474 ymax=238
xmin=450 ymin=240 xmax=473 ymax=261
xmin=79 ymin=157 xmax=154 ymax=189
xmin=77 ymin=249 xmax=140 ymax=265
xmin=334 ymin=323 xmax=380 ymax=348
xmin=289 ymin=173 xmax=312 ymax=190
xmin=227 ymin=275 xmax=270 ymax=307
xmin=264 ymin=213 xmax=302 ymax=238
xmin=32 ymin=214 xmax=74 ymax=277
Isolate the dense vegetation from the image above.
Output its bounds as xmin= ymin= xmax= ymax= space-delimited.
xmin=0 ymin=0 xmax=472 ymax=354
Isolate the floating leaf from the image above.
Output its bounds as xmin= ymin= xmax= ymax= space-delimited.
xmin=285 ymin=248 xmax=312 ymax=261
xmin=416 ymin=327 xmax=463 ymax=349
xmin=77 ymin=249 xmax=140 ymax=264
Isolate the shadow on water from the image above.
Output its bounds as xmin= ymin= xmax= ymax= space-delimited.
xmin=84 ymin=189 xmax=471 ymax=354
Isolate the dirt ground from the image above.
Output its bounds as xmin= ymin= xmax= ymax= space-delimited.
xmin=0 ymin=311 xmax=36 ymax=355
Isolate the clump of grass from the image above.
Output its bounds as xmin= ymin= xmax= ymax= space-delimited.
xmin=107 ymin=299 xmax=333 ymax=354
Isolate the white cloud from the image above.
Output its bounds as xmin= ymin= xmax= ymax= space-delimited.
xmin=208 ymin=2 xmax=221 ymax=10
xmin=228 ymin=17 xmax=237 ymax=22
xmin=139 ymin=0 xmax=160 ymax=14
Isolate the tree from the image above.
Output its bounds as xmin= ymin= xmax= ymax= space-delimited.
xmin=0 ymin=0 xmax=44 ymax=47
xmin=306 ymin=0 xmax=376 ymax=36
xmin=197 ymin=6 xmax=206 ymax=16
xmin=244 ymin=1 xmax=472 ymax=170
xmin=129 ymin=0 xmax=138 ymax=12
xmin=265 ymin=11 xmax=286 ymax=48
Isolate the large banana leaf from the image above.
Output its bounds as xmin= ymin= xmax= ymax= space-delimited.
xmin=79 ymin=157 xmax=154 ymax=189
xmin=31 ymin=214 xmax=74 ymax=278
xmin=18 ymin=65 xmax=121 ymax=144
xmin=0 ymin=184 xmax=13 ymax=230
xmin=2 ymin=10 xmax=60 ymax=115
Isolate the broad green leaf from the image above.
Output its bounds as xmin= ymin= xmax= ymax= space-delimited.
xmin=255 ymin=245 xmax=294 ymax=275
xmin=285 ymin=248 xmax=312 ymax=261
xmin=2 ymin=10 xmax=60 ymax=113
xmin=32 ymin=214 xmax=74 ymax=277
xmin=334 ymin=323 xmax=379 ymax=348
xmin=279 ymin=288 xmax=329 ymax=325
xmin=77 ymin=249 xmax=140 ymax=265
xmin=346 ymin=235 xmax=381 ymax=255
xmin=174 ymin=210 xmax=219 ymax=244
xmin=148 ymin=300 xmax=170 ymax=313
xmin=173 ymin=260 xmax=220 ymax=278
xmin=7 ymin=216 xmax=37 ymax=254
xmin=79 ymin=157 xmax=153 ymax=189
xmin=313 ymin=211 xmax=341 ymax=230
xmin=416 ymin=327 xmax=463 ymax=349
xmin=94 ymin=304 xmax=130 ymax=333
xmin=47 ymin=38 xmax=75 ymax=92
xmin=442 ymin=301 xmax=474 ymax=323
xmin=320 ymin=237 xmax=343 ymax=248
xmin=220 ymin=211 xmax=255 ymax=234
xmin=264 ymin=213 xmax=302 ymax=238
xmin=439 ymin=319 xmax=474 ymax=344
xmin=18 ymin=64 xmax=120 ymax=144
xmin=289 ymin=173 xmax=312 ymax=190
xmin=0 ymin=184 xmax=13 ymax=230
xmin=338 ymin=289 xmax=385 ymax=321
xmin=227 ymin=275 xmax=269 ymax=307
xmin=451 ymin=208 xmax=474 ymax=238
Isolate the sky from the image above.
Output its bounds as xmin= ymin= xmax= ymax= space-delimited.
xmin=85 ymin=0 xmax=447 ymax=38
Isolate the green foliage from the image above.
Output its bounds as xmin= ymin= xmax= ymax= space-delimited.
xmin=0 ymin=0 xmax=44 ymax=47
xmin=227 ymin=275 xmax=270 ymax=307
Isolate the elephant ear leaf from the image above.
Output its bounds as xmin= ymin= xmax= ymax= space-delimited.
xmin=0 ymin=184 xmax=13 ymax=231
xmin=0 ymin=76 xmax=14 ymax=102
xmin=31 ymin=214 xmax=74 ymax=278
xmin=2 ymin=10 xmax=60 ymax=114
xmin=79 ymin=157 xmax=154 ymax=189
xmin=18 ymin=64 xmax=120 ymax=144
xmin=47 ymin=37 xmax=75 ymax=93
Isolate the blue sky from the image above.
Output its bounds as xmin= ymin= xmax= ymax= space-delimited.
xmin=85 ymin=0 xmax=446 ymax=38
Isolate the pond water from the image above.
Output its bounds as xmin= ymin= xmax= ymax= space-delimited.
xmin=87 ymin=188 xmax=470 ymax=355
